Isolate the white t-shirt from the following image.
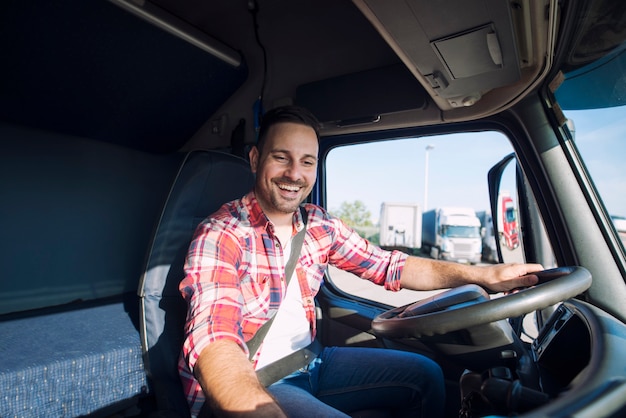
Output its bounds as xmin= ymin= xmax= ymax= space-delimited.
xmin=254 ymin=241 xmax=312 ymax=370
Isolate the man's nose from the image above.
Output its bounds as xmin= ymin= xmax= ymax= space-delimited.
xmin=283 ymin=162 xmax=301 ymax=180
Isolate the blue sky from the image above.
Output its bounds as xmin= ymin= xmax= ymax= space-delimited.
xmin=326 ymin=106 xmax=626 ymax=223
xmin=567 ymin=107 xmax=626 ymax=217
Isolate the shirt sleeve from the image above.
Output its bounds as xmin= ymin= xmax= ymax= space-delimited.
xmin=179 ymin=218 xmax=247 ymax=373
xmin=327 ymin=216 xmax=409 ymax=291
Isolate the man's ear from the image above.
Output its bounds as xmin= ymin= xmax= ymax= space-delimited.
xmin=249 ymin=146 xmax=259 ymax=173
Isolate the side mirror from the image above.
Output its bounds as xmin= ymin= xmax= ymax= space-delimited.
xmin=487 ymin=153 xmax=525 ymax=264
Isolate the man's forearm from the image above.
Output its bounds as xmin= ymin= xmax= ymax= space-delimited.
xmin=399 ymin=256 xmax=543 ymax=292
xmin=195 ymin=339 xmax=287 ymax=417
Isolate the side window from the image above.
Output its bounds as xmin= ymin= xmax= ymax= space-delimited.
xmin=324 ymin=131 xmax=516 ymax=306
xmin=563 ymin=107 xmax=626 ymax=250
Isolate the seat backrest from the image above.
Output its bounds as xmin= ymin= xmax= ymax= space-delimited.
xmin=138 ymin=150 xmax=255 ymax=416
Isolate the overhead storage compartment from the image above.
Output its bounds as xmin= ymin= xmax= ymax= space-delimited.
xmin=353 ymin=0 xmax=523 ymax=108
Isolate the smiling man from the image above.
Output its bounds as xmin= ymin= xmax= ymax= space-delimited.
xmin=178 ymin=105 xmax=542 ymax=418
xmin=249 ymin=117 xmax=318 ymax=243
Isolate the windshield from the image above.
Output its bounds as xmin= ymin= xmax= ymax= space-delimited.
xmin=505 ymin=207 xmax=516 ymax=223
xmin=441 ymin=225 xmax=481 ymax=238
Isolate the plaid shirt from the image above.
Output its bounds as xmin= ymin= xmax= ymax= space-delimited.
xmin=178 ymin=191 xmax=408 ymax=416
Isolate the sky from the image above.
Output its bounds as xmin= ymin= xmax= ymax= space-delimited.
xmin=326 ymin=106 xmax=626 ymax=223
xmin=567 ymin=107 xmax=626 ymax=217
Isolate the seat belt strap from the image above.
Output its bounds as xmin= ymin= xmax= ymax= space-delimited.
xmin=256 ymin=338 xmax=323 ymax=386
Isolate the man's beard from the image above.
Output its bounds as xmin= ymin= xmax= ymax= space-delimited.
xmin=261 ymin=178 xmax=311 ymax=214
xmin=269 ymin=186 xmax=309 ymax=214
xmin=269 ymin=195 xmax=303 ymax=213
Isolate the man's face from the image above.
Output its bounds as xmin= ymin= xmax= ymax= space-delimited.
xmin=249 ymin=122 xmax=318 ymax=220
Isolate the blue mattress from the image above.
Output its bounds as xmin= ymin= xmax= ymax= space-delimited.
xmin=0 ymin=301 xmax=147 ymax=417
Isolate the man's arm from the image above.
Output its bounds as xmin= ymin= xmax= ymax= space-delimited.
xmin=399 ymin=256 xmax=544 ymax=292
xmin=194 ymin=339 xmax=287 ymax=418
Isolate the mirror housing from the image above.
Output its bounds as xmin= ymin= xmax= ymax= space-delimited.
xmin=488 ymin=153 xmax=524 ymax=264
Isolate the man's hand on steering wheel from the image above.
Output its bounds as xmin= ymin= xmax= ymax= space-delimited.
xmin=479 ymin=263 xmax=543 ymax=293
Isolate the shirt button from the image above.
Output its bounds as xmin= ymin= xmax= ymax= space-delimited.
xmin=275 ymin=242 xmax=280 ymax=248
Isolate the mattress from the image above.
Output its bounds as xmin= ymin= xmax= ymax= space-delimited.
xmin=0 ymin=301 xmax=147 ymax=417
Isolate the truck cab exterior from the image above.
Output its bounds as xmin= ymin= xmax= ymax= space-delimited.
xmin=477 ymin=210 xmax=498 ymax=263
xmin=421 ymin=207 xmax=482 ymax=264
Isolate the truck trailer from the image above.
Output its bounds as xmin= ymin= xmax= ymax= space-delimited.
xmin=421 ymin=207 xmax=482 ymax=264
xmin=379 ymin=202 xmax=421 ymax=252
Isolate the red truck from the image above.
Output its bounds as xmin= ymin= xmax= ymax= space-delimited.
xmin=498 ymin=192 xmax=520 ymax=250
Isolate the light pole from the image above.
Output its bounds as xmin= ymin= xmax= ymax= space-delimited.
xmin=424 ymin=144 xmax=434 ymax=211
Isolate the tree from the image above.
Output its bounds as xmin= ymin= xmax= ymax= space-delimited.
xmin=331 ymin=200 xmax=373 ymax=227
xmin=332 ymin=201 xmax=379 ymax=245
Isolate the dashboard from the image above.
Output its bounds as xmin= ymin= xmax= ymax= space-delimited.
xmin=532 ymin=303 xmax=591 ymax=394
xmin=519 ymin=299 xmax=626 ymax=416
xmin=452 ymin=298 xmax=626 ymax=416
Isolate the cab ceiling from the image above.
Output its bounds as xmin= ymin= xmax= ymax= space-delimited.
xmin=137 ymin=0 xmax=548 ymax=138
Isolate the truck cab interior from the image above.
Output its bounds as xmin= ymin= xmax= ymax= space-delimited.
xmin=1 ymin=0 xmax=626 ymax=417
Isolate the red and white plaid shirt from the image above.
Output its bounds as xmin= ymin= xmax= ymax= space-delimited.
xmin=178 ymin=191 xmax=408 ymax=416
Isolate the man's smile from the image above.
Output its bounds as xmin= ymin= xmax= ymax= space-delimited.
xmin=276 ymin=182 xmax=303 ymax=193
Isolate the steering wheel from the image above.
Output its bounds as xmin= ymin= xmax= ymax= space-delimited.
xmin=371 ymin=266 xmax=592 ymax=339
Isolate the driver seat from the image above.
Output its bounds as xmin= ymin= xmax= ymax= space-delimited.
xmin=138 ymin=150 xmax=255 ymax=416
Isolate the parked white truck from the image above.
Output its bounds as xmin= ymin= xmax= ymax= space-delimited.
xmin=379 ymin=202 xmax=421 ymax=253
xmin=421 ymin=207 xmax=482 ymax=264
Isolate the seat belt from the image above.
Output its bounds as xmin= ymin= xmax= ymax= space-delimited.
xmin=246 ymin=206 xmax=322 ymax=386
xmin=256 ymin=338 xmax=322 ymax=386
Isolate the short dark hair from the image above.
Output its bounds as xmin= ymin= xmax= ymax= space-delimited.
xmin=256 ymin=105 xmax=320 ymax=152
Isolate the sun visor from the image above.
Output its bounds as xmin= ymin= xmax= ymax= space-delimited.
xmin=296 ymin=64 xmax=428 ymax=125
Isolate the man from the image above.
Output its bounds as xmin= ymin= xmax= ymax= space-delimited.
xmin=179 ymin=105 xmax=543 ymax=417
